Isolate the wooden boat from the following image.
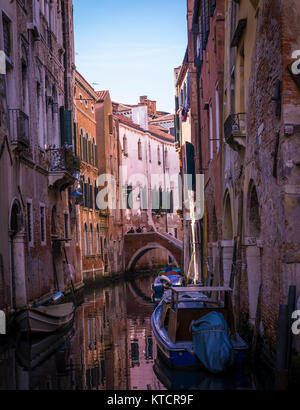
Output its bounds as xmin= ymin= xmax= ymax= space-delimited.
xmin=151 ymin=286 xmax=248 ymax=371
xmin=14 ymin=302 xmax=75 ymax=334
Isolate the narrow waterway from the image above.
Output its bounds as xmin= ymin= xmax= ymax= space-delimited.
xmin=0 ymin=275 xmax=274 ymax=390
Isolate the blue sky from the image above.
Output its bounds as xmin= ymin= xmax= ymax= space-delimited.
xmin=73 ymin=0 xmax=187 ymax=113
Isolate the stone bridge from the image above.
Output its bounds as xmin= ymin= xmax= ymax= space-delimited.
xmin=124 ymin=232 xmax=183 ymax=271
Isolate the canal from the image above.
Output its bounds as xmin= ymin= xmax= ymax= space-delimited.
xmin=0 ymin=274 xmax=274 ymax=390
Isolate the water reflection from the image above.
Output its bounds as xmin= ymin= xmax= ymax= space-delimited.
xmin=0 ymin=275 xmax=273 ymax=390
xmin=0 ymin=276 xmax=165 ymax=390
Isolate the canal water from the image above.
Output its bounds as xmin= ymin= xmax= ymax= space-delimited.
xmin=0 ymin=275 xmax=274 ymax=390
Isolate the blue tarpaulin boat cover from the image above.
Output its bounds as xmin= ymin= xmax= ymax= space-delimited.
xmin=191 ymin=311 xmax=235 ymax=373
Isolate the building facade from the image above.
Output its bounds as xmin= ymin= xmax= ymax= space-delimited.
xmin=74 ymin=71 xmax=104 ymax=281
xmin=222 ymin=0 xmax=300 ymax=356
xmin=95 ymin=91 xmax=124 ymax=275
xmin=0 ymin=0 xmax=82 ymax=312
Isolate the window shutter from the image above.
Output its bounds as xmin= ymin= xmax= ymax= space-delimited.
xmin=210 ymin=0 xmax=216 ymax=16
xmin=95 ymin=185 xmax=99 ymax=210
xmin=84 ymin=183 xmax=88 ymax=207
xmin=90 ymin=184 xmax=93 ymax=209
xmin=73 ymin=123 xmax=77 ymax=156
xmin=80 ymin=134 xmax=83 ymax=160
xmin=88 ymin=140 xmax=91 ymax=164
xmin=94 ymin=145 xmax=98 ymax=167
xmin=170 ymin=190 xmax=174 ymax=213
xmin=60 ymin=108 xmax=72 ymax=146
xmin=84 ymin=138 xmax=87 ymax=162
xmin=185 ymin=142 xmax=196 ymax=192
xmin=141 ymin=186 xmax=148 ymax=210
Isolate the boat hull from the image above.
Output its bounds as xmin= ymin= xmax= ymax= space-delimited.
xmin=151 ymin=301 xmax=248 ymax=370
xmin=15 ymin=303 xmax=75 ymax=334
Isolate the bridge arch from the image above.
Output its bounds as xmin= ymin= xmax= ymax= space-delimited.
xmin=127 ymin=243 xmax=179 ymax=271
xmin=124 ymin=232 xmax=183 ymax=272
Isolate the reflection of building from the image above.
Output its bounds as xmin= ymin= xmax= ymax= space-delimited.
xmin=0 ymin=0 xmax=82 ymax=312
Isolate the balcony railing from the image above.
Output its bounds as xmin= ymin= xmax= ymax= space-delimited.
xmin=45 ymin=147 xmax=80 ymax=174
xmin=224 ymin=113 xmax=247 ymax=151
xmin=8 ymin=109 xmax=30 ymax=148
xmin=45 ymin=147 xmax=80 ymax=191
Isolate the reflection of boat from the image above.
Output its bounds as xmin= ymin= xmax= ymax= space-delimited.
xmin=151 ymin=286 xmax=248 ymax=372
xmin=16 ymin=324 xmax=74 ymax=371
xmin=14 ymin=302 xmax=75 ymax=334
xmin=153 ymin=353 xmax=251 ymax=390
xmin=152 ymin=270 xmax=184 ymax=303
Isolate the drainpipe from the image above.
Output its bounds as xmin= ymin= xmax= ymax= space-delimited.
xmin=196 ymin=67 xmax=204 ymax=282
xmin=162 ymin=142 xmax=168 ymax=234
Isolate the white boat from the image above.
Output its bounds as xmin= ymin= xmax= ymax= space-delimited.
xmin=14 ymin=302 xmax=75 ymax=334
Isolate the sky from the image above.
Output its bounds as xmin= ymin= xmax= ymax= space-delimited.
xmin=73 ymin=0 xmax=188 ymax=113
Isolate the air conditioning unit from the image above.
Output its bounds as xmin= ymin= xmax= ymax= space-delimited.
xmin=27 ymin=0 xmax=40 ymax=39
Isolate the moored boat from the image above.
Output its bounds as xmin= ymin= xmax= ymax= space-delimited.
xmin=14 ymin=302 xmax=75 ymax=334
xmin=151 ymin=286 xmax=248 ymax=373
xmin=152 ymin=272 xmax=184 ymax=303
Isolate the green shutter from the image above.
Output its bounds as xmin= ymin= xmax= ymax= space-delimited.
xmin=95 ymin=145 xmax=98 ymax=167
xmin=80 ymin=135 xmax=83 ymax=160
xmin=60 ymin=106 xmax=65 ymax=145
xmin=88 ymin=141 xmax=91 ymax=164
xmin=73 ymin=123 xmax=77 ymax=156
xmin=90 ymin=184 xmax=93 ymax=209
xmin=59 ymin=107 xmax=73 ymax=147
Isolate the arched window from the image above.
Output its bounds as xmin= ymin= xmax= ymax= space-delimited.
xmin=84 ymin=223 xmax=88 ymax=255
xmin=138 ymin=139 xmax=142 ymax=160
xmin=157 ymin=145 xmax=161 ymax=165
xmin=123 ymin=135 xmax=128 ymax=156
xmin=89 ymin=223 xmax=93 ymax=255
xmin=148 ymin=142 xmax=151 ymax=162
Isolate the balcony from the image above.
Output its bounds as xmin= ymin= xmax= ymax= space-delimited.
xmin=224 ymin=113 xmax=247 ymax=152
xmin=46 ymin=147 xmax=78 ymax=191
xmin=8 ymin=109 xmax=30 ymax=150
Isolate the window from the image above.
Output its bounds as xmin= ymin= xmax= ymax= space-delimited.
xmin=148 ymin=142 xmax=151 ymax=162
xmin=89 ymin=223 xmax=94 ymax=255
xmin=164 ymin=148 xmax=169 ymax=169
xmin=2 ymin=14 xmax=11 ymax=59
xmin=215 ymin=85 xmax=220 ymax=153
xmin=40 ymin=204 xmax=46 ymax=245
xmin=84 ymin=223 xmax=88 ymax=255
xmin=123 ymin=135 xmax=128 ymax=156
xmin=100 ymin=237 xmax=103 ymax=260
xmin=79 ymin=94 xmax=83 ymax=103
xmin=85 ymin=99 xmax=88 ymax=108
xmin=94 ymin=180 xmax=99 ymax=210
xmin=64 ymin=213 xmax=69 ymax=239
xmin=96 ymin=225 xmax=100 ymax=255
xmin=26 ymin=200 xmax=34 ymax=247
xmin=126 ymin=185 xmax=133 ymax=209
xmin=209 ymin=104 xmax=213 ymax=160
xmin=157 ymin=145 xmax=161 ymax=165
xmin=138 ymin=140 xmax=142 ymax=160
xmin=108 ymin=115 xmax=113 ymax=134
xmin=91 ymin=105 xmax=94 ymax=113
